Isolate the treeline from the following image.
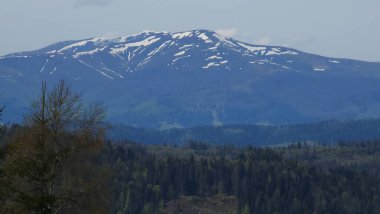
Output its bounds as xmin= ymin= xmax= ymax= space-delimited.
xmin=103 ymin=141 xmax=380 ymax=213
xmin=2 ymin=82 xmax=380 ymax=213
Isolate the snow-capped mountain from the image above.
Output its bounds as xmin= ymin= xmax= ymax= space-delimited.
xmin=1 ymin=30 xmax=380 ymax=128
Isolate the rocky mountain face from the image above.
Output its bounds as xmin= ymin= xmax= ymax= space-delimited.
xmin=1 ymin=30 xmax=380 ymax=128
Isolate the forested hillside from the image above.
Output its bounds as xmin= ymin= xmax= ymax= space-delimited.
xmin=4 ymin=128 xmax=380 ymax=213
xmin=99 ymin=141 xmax=380 ymax=213
xmin=2 ymin=82 xmax=380 ymax=213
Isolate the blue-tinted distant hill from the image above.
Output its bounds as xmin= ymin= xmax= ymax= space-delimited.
xmin=109 ymin=119 xmax=380 ymax=146
xmin=1 ymin=30 xmax=380 ymax=128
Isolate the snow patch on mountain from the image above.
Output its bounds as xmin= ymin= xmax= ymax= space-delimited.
xmin=50 ymin=67 xmax=57 ymax=75
xmin=78 ymin=59 xmax=114 ymax=79
xmin=208 ymin=55 xmax=222 ymax=60
xmin=266 ymin=50 xmax=280 ymax=56
xmin=148 ymin=41 xmax=169 ymax=56
xmin=281 ymin=50 xmax=298 ymax=55
xmin=172 ymin=32 xmax=193 ymax=39
xmin=266 ymin=48 xmax=298 ymax=56
xmin=180 ymin=44 xmax=194 ymax=50
xmin=73 ymin=48 xmax=105 ymax=58
xmin=110 ymin=36 xmax=160 ymax=55
xmin=58 ymin=41 xmax=89 ymax=53
xmin=203 ymin=62 xmax=220 ymax=69
xmin=238 ymin=42 xmax=266 ymax=53
xmin=198 ymin=33 xmax=213 ymax=43
xmin=314 ymin=68 xmax=326 ymax=71
xmin=250 ymin=60 xmax=268 ymax=65
xmin=39 ymin=59 xmax=49 ymax=72
xmin=329 ymin=60 xmax=340 ymax=64
xmin=174 ymin=51 xmax=186 ymax=57
xmin=213 ymin=33 xmax=238 ymax=48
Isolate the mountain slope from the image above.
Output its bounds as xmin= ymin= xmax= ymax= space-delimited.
xmin=1 ymin=30 xmax=380 ymax=127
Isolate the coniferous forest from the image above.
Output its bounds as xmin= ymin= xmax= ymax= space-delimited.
xmin=1 ymin=82 xmax=380 ymax=213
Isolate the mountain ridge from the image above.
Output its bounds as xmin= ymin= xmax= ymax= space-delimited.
xmin=1 ymin=29 xmax=380 ymax=128
xmin=2 ymin=29 xmax=368 ymax=79
xmin=4 ymin=29 xmax=374 ymax=63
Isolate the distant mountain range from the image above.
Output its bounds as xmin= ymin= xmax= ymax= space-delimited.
xmin=1 ymin=29 xmax=380 ymax=128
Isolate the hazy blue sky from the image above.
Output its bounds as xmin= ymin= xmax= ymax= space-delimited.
xmin=1 ymin=0 xmax=379 ymax=61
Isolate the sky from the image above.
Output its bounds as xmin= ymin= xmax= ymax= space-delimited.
xmin=0 ymin=0 xmax=379 ymax=61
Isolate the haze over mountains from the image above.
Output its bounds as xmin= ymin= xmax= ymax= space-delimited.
xmin=1 ymin=29 xmax=380 ymax=128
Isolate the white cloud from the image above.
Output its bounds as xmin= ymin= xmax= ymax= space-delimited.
xmin=238 ymin=33 xmax=271 ymax=45
xmin=99 ymin=32 xmax=121 ymax=39
xmin=215 ymin=28 xmax=238 ymax=37
xmin=74 ymin=0 xmax=114 ymax=7
xmin=255 ymin=37 xmax=271 ymax=45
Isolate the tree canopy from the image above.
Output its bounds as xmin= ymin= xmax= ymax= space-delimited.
xmin=0 ymin=81 xmax=109 ymax=214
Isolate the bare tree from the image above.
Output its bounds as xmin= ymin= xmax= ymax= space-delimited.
xmin=0 ymin=105 xmax=4 ymax=133
xmin=0 ymin=106 xmax=3 ymax=118
xmin=0 ymin=106 xmax=4 ymax=133
xmin=0 ymin=81 xmax=110 ymax=213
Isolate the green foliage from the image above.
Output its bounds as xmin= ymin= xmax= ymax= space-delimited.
xmin=242 ymin=203 xmax=250 ymax=214
xmin=4 ymin=83 xmax=380 ymax=213
xmin=104 ymin=141 xmax=380 ymax=214
xmin=0 ymin=81 xmax=109 ymax=213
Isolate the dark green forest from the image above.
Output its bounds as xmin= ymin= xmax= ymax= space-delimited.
xmin=102 ymin=140 xmax=380 ymax=214
xmin=1 ymin=82 xmax=380 ymax=213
